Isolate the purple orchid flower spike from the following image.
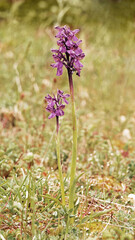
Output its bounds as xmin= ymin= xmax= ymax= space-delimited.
xmin=51 ymin=25 xmax=85 ymax=77
xmin=45 ymin=90 xmax=70 ymax=120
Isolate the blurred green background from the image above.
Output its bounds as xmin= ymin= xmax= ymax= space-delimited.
xmin=0 ymin=0 xmax=135 ymax=29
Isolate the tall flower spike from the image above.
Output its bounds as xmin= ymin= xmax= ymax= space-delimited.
xmin=45 ymin=90 xmax=70 ymax=119
xmin=51 ymin=26 xmax=85 ymax=76
xmin=51 ymin=26 xmax=85 ymax=222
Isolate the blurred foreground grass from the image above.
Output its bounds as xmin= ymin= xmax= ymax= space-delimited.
xmin=0 ymin=1 xmax=135 ymax=239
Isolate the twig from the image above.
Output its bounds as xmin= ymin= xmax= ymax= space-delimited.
xmin=93 ymin=197 xmax=135 ymax=210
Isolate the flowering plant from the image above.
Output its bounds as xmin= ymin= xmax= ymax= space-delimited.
xmin=45 ymin=90 xmax=70 ymax=205
xmin=51 ymin=26 xmax=85 ymax=217
xmin=45 ymin=25 xmax=85 ymax=222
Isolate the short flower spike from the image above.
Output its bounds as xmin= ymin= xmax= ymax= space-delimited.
xmin=45 ymin=90 xmax=70 ymax=119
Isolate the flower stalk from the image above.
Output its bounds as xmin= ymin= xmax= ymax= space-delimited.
xmin=56 ymin=116 xmax=65 ymax=206
xmin=67 ymin=70 xmax=77 ymax=213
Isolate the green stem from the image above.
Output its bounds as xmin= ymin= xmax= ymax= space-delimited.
xmin=30 ymin=171 xmax=35 ymax=239
xmin=69 ymin=99 xmax=77 ymax=210
xmin=56 ymin=116 xmax=65 ymax=206
xmin=68 ymin=70 xmax=77 ymax=219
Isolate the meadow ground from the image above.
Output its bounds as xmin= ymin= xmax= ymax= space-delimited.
xmin=0 ymin=16 xmax=135 ymax=239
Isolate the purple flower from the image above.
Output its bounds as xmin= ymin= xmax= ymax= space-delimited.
xmin=57 ymin=90 xmax=70 ymax=104
xmin=45 ymin=90 xmax=70 ymax=119
xmin=51 ymin=26 xmax=85 ymax=77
